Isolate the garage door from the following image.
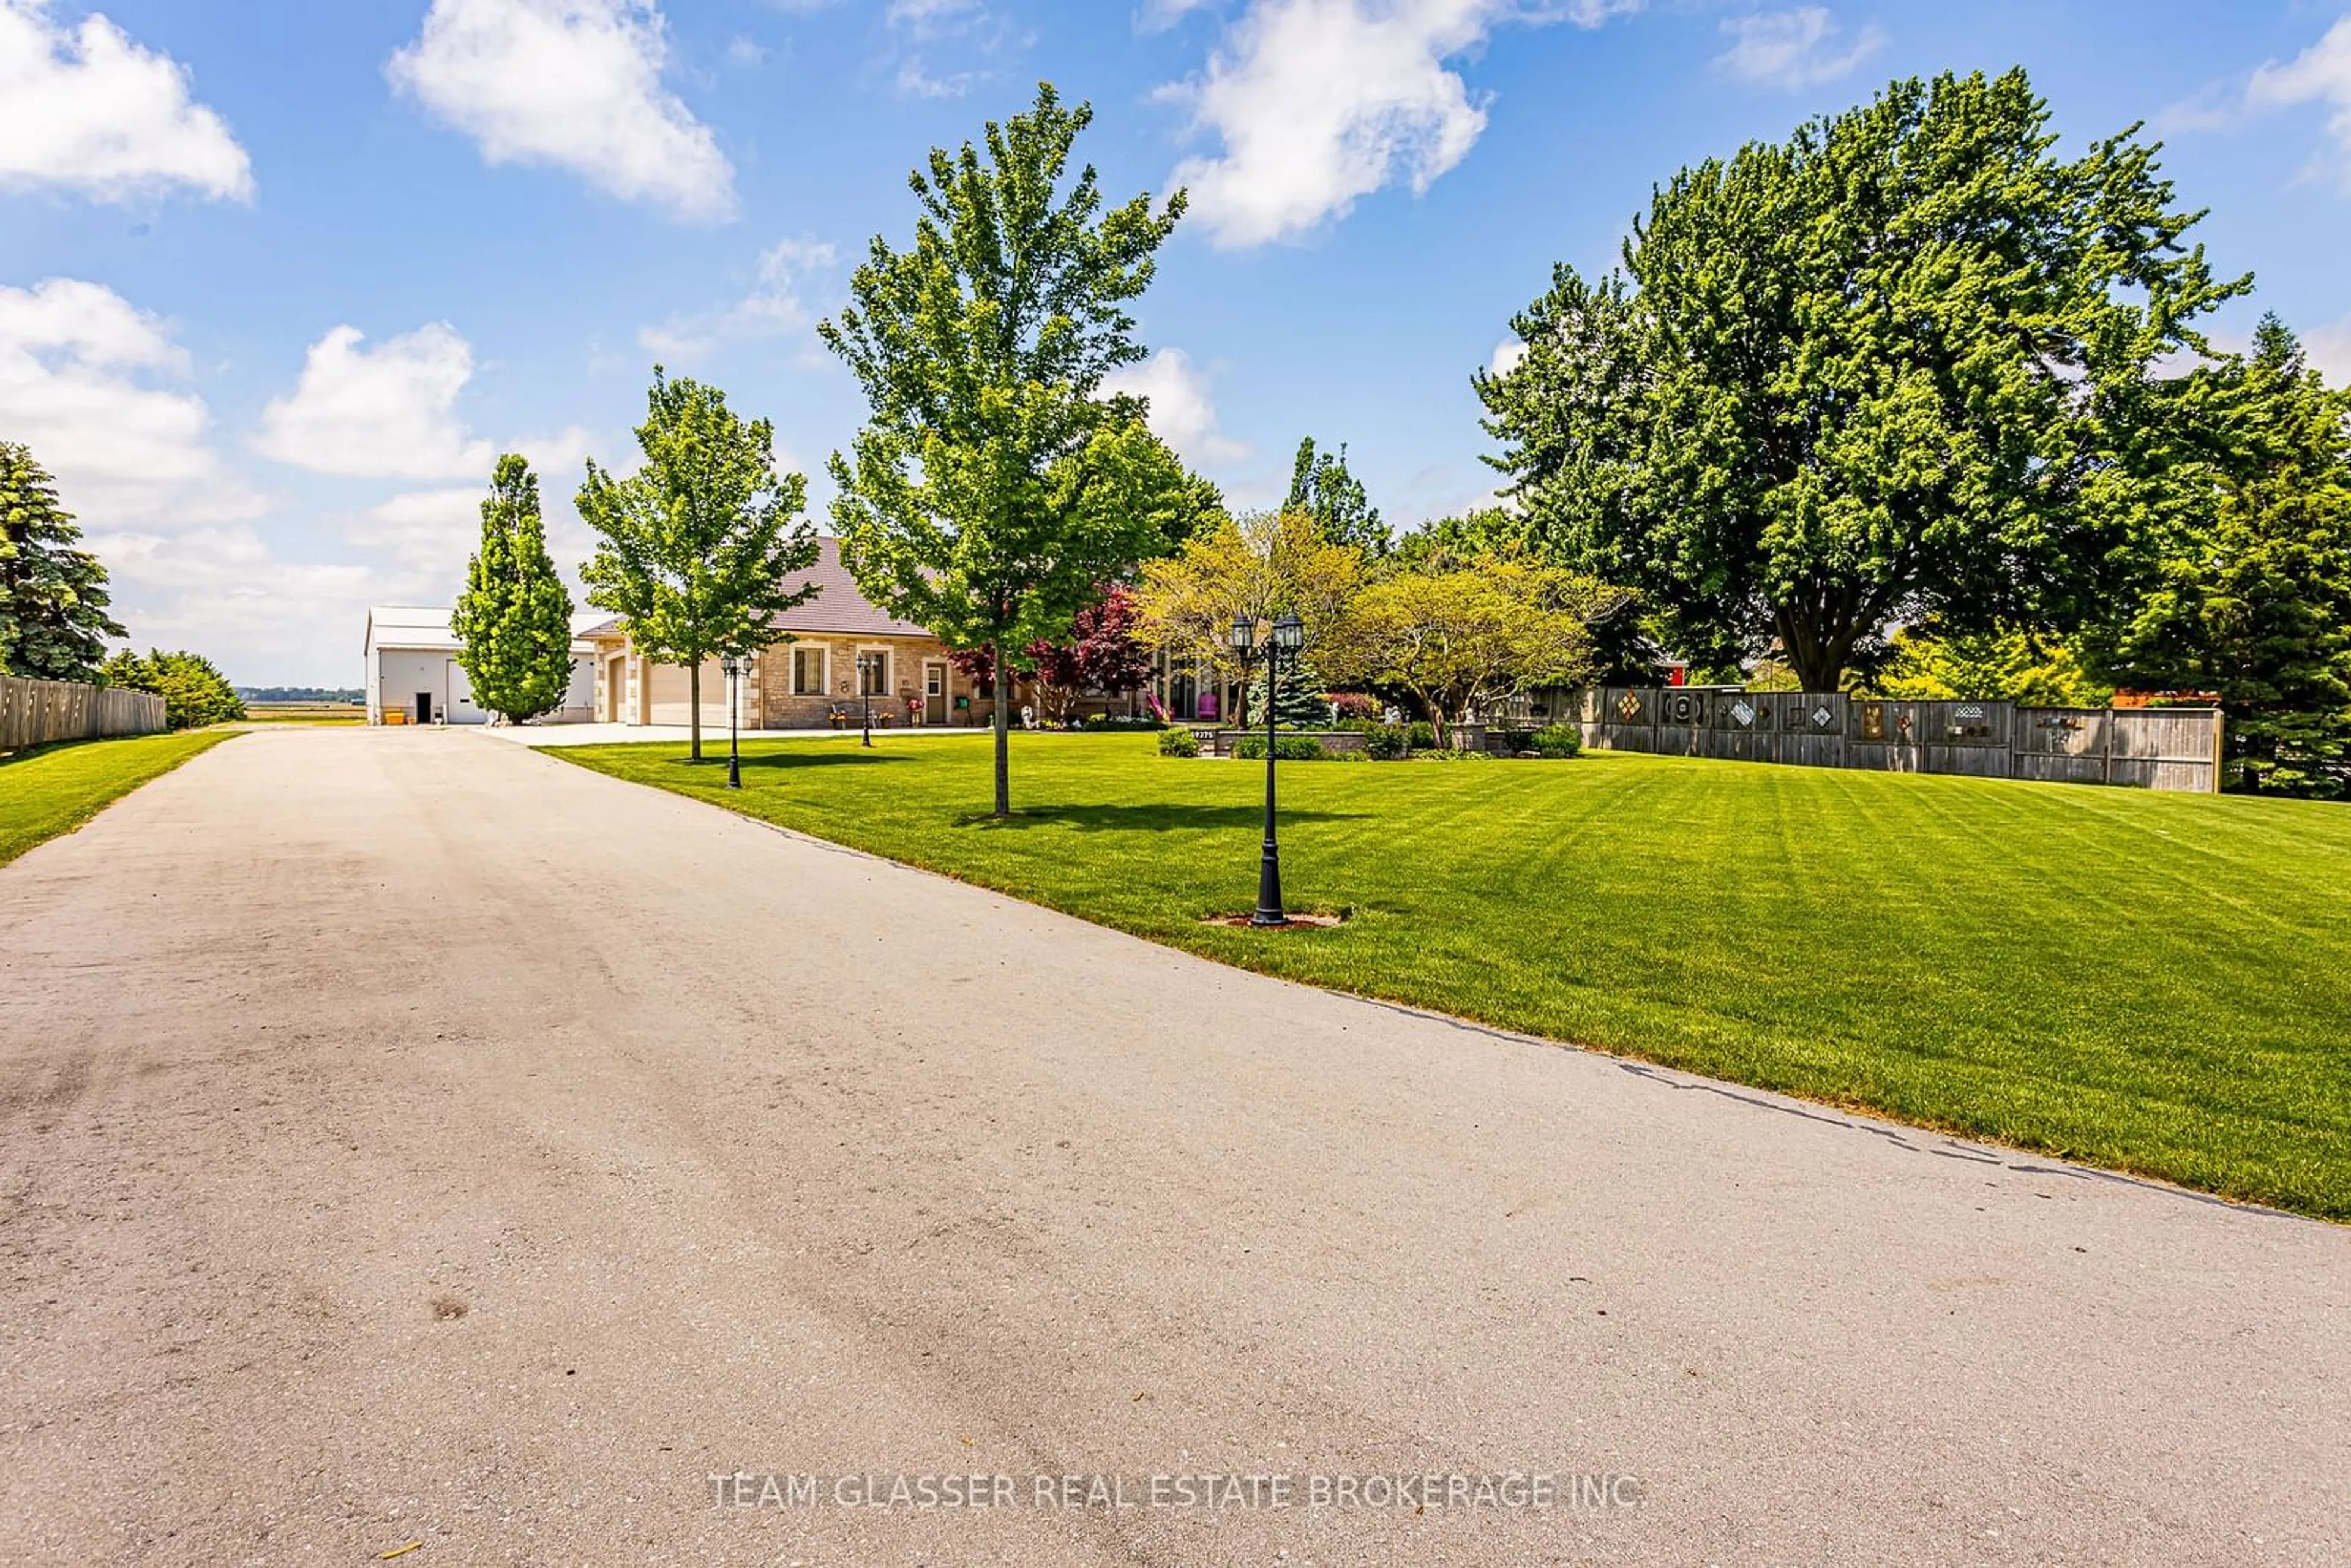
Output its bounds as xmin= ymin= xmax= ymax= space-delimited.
xmin=644 ymin=659 xmax=737 ymax=729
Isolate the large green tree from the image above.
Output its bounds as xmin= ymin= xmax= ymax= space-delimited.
xmin=1339 ymin=553 xmax=1626 ymax=747
xmin=100 ymin=648 xmax=244 ymax=730
xmin=820 ymin=82 xmax=1188 ymax=816
xmin=454 ymin=454 xmax=577 ymax=724
xmin=2088 ymin=317 xmax=2351 ymax=797
xmin=1 ymin=441 xmax=124 ymax=680
xmin=1479 ymin=69 xmax=2245 ymax=692
xmin=1286 ymin=437 xmax=1385 ymax=555
xmin=578 ymin=370 xmax=819 ymax=760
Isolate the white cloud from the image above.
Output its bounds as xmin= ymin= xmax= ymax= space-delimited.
xmin=638 ymin=236 xmax=838 ymax=364
xmin=0 ymin=0 xmax=252 ymax=201
xmin=343 ymin=487 xmax=485 ymax=574
xmin=1163 ymin=1 xmax=1637 ymax=249
xmin=1138 ymin=0 xmax=1215 ymax=31
xmin=0 ymin=277 xmax=260 ymax=529
xmin=2301 ymin=313 xmax=2351 ymax=387
xmin=387 ymin=0 xmax=735 ymax=222
xmin=1139 ymin=0 xmax=1217 ymax=31
xmin=1489 ymin=337 xmax=1527 ymax=375
xmin=253 ymin=323 xmax=500 ymax=481
xmin=1715 ymin=7 xmax=1884 ymax=91
xmin=1098 ymin=347 xmax=1250 ymax=467
xmin=2248 ymin=16 xmax=2351 ymax=192
xmin=88 ymin=524 xmax=392 ymax=682
xmin=879 ymin=0 xmax=1007 ymax=99
xmin=886 ymin=0 xmax=980 ymax=24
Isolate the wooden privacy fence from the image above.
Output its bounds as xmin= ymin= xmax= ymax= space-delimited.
xmin=0 ymin=676 xmax=169 ymax=749
xmin=1544 ymin=688 xmax=2223 ymax=793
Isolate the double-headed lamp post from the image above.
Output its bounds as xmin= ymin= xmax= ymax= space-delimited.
xmin=719 ymin=653 xmax=744 ymax=789
xmin=1231 ymin=609 xmax=1307 ymax=926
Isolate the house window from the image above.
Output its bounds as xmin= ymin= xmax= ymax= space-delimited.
xmin=792 ymin=645 xmax=827 ymax=696
xmin=857 ymin=650 xmax=890 ymax=696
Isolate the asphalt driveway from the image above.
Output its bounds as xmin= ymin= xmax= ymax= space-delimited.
xmin=2 ymin=727 xmax=2344 ymax=1564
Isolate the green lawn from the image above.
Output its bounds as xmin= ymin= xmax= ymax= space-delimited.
xmin=0 ymin=731 xmax=239 ymax=866
xmin=554 ymin=733 xmax=2351 ymax=1219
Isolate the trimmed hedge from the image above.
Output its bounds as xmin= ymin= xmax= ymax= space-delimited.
xmin=1158 ymin=728 xmax=1201 ymax=757
xmin=1233 ymin=735 xmax=1333 ymax=762
xmin=1532 ymin=723 xmax=1583 ymax=758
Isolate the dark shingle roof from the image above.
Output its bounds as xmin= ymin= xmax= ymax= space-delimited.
xmin=766 ymin=537 xmax=929 ymax=637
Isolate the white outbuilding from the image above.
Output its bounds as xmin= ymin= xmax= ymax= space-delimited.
xmin=362 ymin=606 xmax=597 ymax=725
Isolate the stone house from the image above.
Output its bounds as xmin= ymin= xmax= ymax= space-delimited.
xmin=580 ymin=538 xmax=977 ymax=730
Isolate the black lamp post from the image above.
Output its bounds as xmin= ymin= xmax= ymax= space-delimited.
xmin=858 ymin=653 xmax=875 ymax=748
xmin=1231 ymin=609 xmax=1307 ymax=926
xmin=720 ymin=653 xmax=744 ymax=789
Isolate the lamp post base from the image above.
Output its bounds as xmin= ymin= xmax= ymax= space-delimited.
xmin=1251 ymin=844 xmax=1284 ymax=926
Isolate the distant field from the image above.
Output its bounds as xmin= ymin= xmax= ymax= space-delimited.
xmin=244 ymin=703 xmax=366 ymax=725
xmin=555 ymin=732 xmax=2351 ymax=1218
xmin=0 ymin=732 xmax=239 ymax=866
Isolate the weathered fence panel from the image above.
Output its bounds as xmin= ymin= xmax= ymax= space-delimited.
xmin=1564 ymin=687 xmax=2221 ymax=793
xmin=0 ymin=677 xmax=169 ymax=749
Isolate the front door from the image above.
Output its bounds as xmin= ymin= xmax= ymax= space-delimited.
xmin=415 ymin=692 xmax=432 ymax=724
xmin=924 ymin=661 xmax=947 ymax=726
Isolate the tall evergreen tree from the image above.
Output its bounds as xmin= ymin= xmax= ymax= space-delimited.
xmin=1286 ymin=437 xmax=1385 ymax=555
xmin=578 ymin=370 xmax=820 ymax=760
xmin=454 ymin=455 xmax=577 ymax=724
xmin=821 ymin=82 xmax=1191 ymax=817
xmin=1 ymin=441 xmax=124 ymax=680
xmin=2091 ymin=317 xmax=2351 ymax=797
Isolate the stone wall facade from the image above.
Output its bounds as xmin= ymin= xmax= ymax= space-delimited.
xmin=756 ymin=634 xmax=967 ymax=730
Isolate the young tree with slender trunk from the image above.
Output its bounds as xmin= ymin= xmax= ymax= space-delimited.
xmin=820 ymin=82 xmax=1189 ymax=816
xmin=454 ymin=454 xmax=576 ymax=724
xmin=1 ymin=441 xmax=124 ymax=680
xmin=577 ymin=370 xmax=820 ymax=760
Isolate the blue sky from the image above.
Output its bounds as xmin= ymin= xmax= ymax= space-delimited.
xmin=4 ymin=0 xmax=2350 ymax=685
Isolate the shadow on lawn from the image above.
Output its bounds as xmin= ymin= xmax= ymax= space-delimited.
xmin=667 ymin=749 xmax=908 ymax=773
xmin=956 ymin=801 xmax=1370 ymax=833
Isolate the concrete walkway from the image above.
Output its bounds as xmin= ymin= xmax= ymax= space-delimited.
xmin=2 ymin=726 xmax=2344 ymax=1564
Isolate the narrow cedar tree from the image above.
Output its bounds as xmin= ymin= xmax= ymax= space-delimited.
xmin=453 ymin=454 xmax=577 ymax=723
xmin=1 ymin=440 xmax=124 ymax=680
xmin=820 ymin=81 xmax=1190 ymax=816
xmin=577 ymin=370 xmax=820 ymax=760
xmin=1478 ymin=69 xmax=2248 ymax=692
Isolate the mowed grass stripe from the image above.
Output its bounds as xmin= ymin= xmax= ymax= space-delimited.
xmin=0 ymin=730 xmax=239 ymax=866
xmin=554 ymin=733 xmax=2351 ymax=1217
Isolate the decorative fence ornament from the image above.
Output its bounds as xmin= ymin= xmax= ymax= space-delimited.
xmin=1561 ymin=687 xmax=2219 ymax=793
